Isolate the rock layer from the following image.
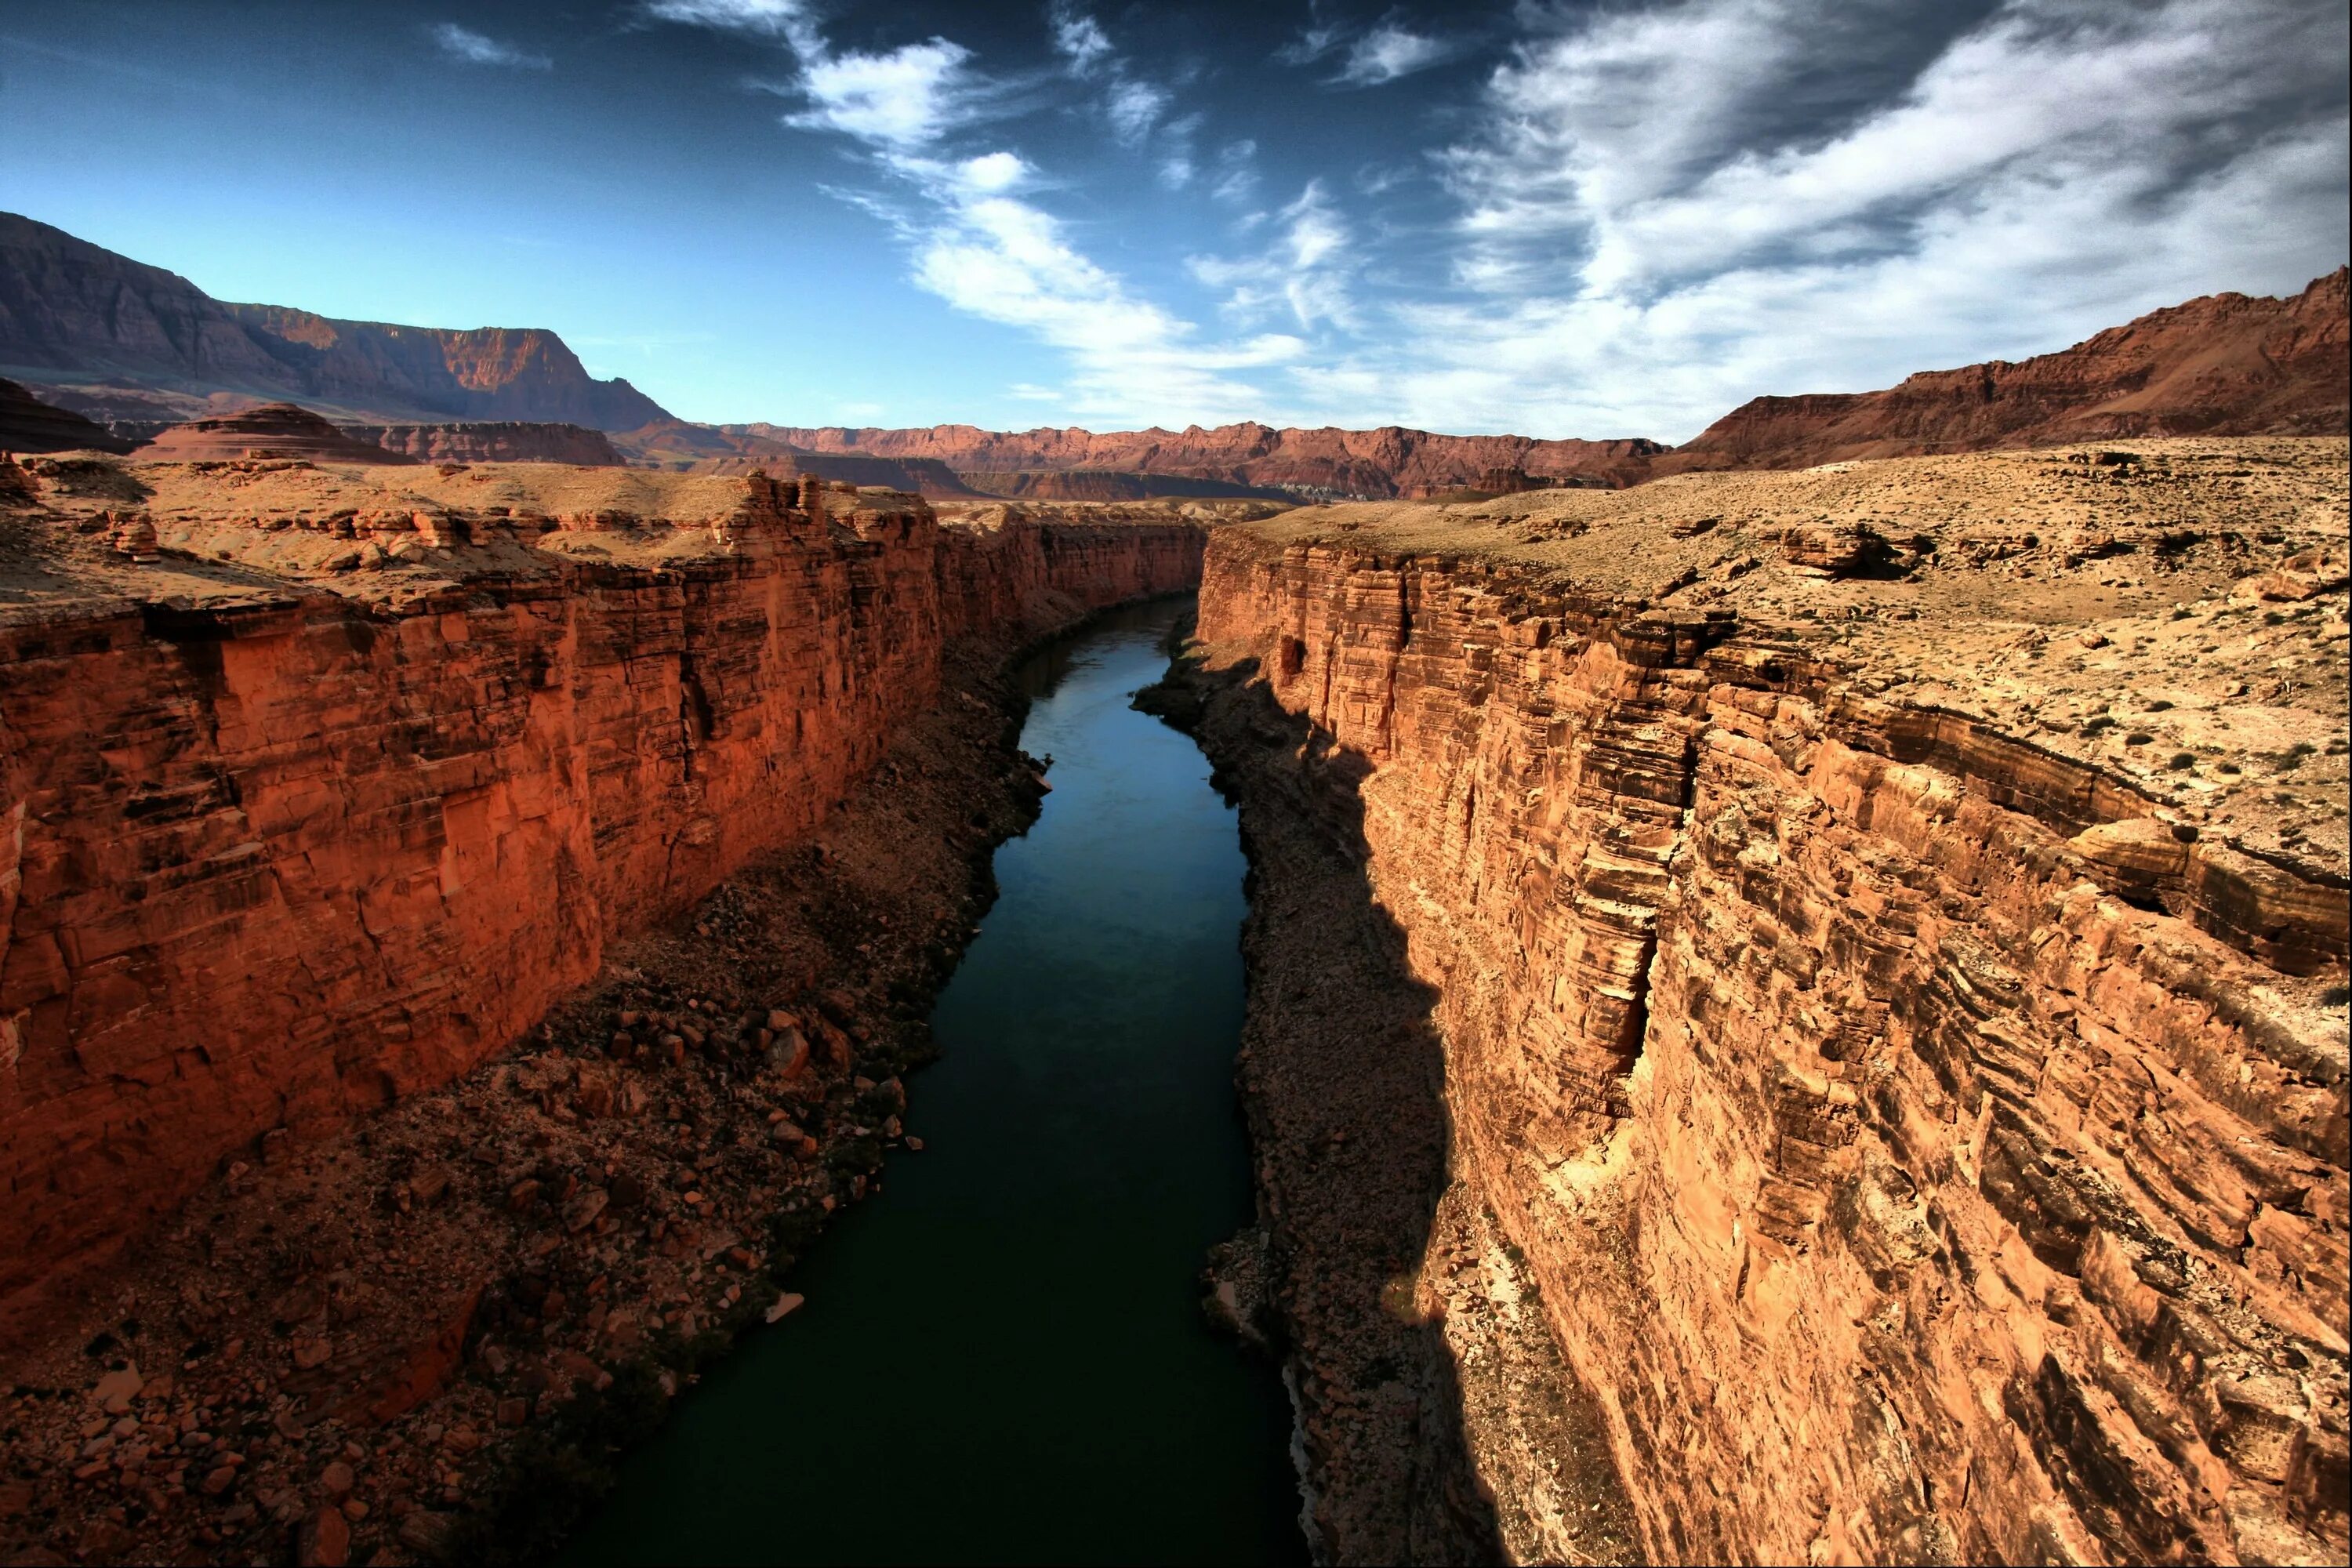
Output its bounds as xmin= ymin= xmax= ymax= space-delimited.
xmin=747 ymin=422 xmax=1668 ymax=498
xmin=134 ymin=403 xmax=420 ymax=464
xmin=0 ymin=465 xmax=1203 ymax=1330
xmin=1189 ymin=443 xmax=2348 ymax=1564
xmin=340 ymin=422 xmax=625 ymax=466
xmin=0 ymin=377 xmax=132 ymax=455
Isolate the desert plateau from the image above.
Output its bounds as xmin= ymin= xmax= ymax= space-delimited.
xmin=1 ymin=2 xmax=2347 ymax=1566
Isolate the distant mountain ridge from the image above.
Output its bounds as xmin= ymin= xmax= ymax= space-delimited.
xmin=0 ymin=212 xmax=2340 ymax=486
xmin=741 ymin=422 xmax=1666 ymax=497
xmin=0 ymin=212 xmax=670 ymax=431
xmin=746 ymin=270 xmax=2347 ymax=493
xmin=1659 ymin=267 xmax=2349 ymax=475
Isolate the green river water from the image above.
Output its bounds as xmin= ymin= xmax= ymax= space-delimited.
xmin=567 ymin=597 xmax=1305 ymax=1565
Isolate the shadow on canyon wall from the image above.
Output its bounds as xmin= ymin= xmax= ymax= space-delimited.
xmin=1142 ymin=643 xmax=1520 ymax=1565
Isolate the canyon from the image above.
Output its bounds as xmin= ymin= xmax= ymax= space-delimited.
xmin=1167 ymin=437 xmax=2349 ymax=1564
xmin=2 ymin=206 xmax=2348 ymax=1567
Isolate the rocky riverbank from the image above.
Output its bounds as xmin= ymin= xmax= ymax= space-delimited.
xmin=0 ymin=630 xmax=1075 ymax=1566
xmin=1142 ymin=633 xmax=1641 ymax=1566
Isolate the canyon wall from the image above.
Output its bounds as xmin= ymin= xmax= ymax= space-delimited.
xmin=1194 ymin=481 xmax=2348 ymax=1564
xmin=341 ymin=421 xmax=626 ymax=466
xmin=743 ymin=421 xmax=1667 ymax=497
xmin=0 ymin=479 xmax=1199 ymax=1328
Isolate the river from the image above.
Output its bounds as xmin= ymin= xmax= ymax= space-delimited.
xmin=568 ymin=597 xmax=1304 ymax=1566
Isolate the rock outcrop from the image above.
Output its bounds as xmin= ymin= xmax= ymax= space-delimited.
xmin=1185 ymin=437 xmax=2349 ymax=1565
xmin=956 ymin=469 xmax=1291 ymax=503
xmin=0 ymin=377 xmax=132 ymax=455
xmin=1664 ymin=270 xmax=2350 ymax=475
xmin=340 ymin=422 xmax=625 ymax=466
xmin=134 ymin=404 xmax=421 ymax=464
xmin=0 ymin=212 xmax=670 ymax=430
xmin=746 ymin=422 xmax=1668 ymax=498
xmin=0 ymin=460 xmax=1206 ymax=1333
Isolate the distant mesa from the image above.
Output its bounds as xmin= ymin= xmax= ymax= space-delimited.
xmin=749 ymin=423 xmax=1668 ymax=499
xmin=955 ymin=469 xmax=1294 ymax=503
xmin=134 ymin=403 xmax=419 ymax=464
xmin=0 ymin=376 xmax=133 ymax=454
xmin=342 ymin=420 xmax=625 ymax=466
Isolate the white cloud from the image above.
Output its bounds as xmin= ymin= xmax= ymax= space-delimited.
xmin=1190 ymin=180 xmax=1359 ymax=333
xmin=1106 ymin=79 xmax=1171 ymax=144
xmin=1051 ymin=10 xmax=1113 ymax=74
xmin=641 ymin=0 xmax=812 ymax=40
xmin=1317 ymin=0 xmax=2350 ymax=437
xmin=428 ymin=22 xmax=550 ymax=70
xmin=661 ymin=0 xmax=1303 ymax=423
xmin=1334 ymin=24 xmax=1454 ymax=85
xmin=791 ymin=40 xmax=974 ymax=149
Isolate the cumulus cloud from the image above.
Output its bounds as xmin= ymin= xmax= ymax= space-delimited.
xmin=428 ymin=22 xmax=550 ymax=70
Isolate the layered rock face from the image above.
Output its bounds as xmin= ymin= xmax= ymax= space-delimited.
xmin=0 ymin=212 xmax=670 ymax=430
xmin=1666 ymin=270 xmax=2349 ymax=475
xmin=133 ymin=403 xmax=421 ymax=463
xmin=341 ymin=421 xmax=625 ymax=466
xmin=1192 ymin=441 xmax=2348 ymax=1565
xmin=0 ymin=462 xmax=1201 ymax=1327
xmin=0 ymin=377 xmax=132 ymax=455
xmin=745 ymin=421 xmax=1668 ymax=497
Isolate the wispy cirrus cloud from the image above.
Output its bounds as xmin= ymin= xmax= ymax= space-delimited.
xmin=1333 ymin=24 xmax=1457 ymax=85
xmin=646 ymin=0 xmax=1301 ymax=423
xmin=427 ymin=22 xmax=550 ymax=70
xmin=1313 ymin=0 xmax=2351 ymax=437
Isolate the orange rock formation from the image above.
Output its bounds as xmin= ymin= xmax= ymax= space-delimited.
xmin=0 ymin=459 xmax=1204 ymax=1328
xmin=340 ymin=422 xmax=625 ymax=466
xmin=1188 ymin=438 xmax=2348 ymax=1564
xmin=133 ymin=404 xmax=421 ymax=463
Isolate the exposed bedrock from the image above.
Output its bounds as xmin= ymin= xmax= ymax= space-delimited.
xmin=1191 ymin=524 xmax=2348 ymax=1565
xmin=0 ymin=485 xmax=1200 ymax=1334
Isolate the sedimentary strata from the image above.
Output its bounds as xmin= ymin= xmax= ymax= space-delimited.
xmin=744 ymin=422 xmax=1668 ymax=498
xmin=1181 ymin=437 xmax=2349 ymax=1564
xmin=339 ymin=423 xmax=625 ymax=467
xmin=0 ymin=459 xmax=1206 ymax=1334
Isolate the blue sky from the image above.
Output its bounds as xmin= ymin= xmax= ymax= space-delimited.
xmin=3 ymin=0 xmax=2344 ymax=439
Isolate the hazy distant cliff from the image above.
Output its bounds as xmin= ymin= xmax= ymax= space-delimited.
xmin=0 ymin=212 xmax=671 ymax=430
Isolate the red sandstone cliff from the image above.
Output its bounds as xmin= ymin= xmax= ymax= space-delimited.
xmin=1189 ymin=448 xmax=2349 ymax=1564
xmin=1664 ymin=269 xmax=2350 ymax=474
xmin=0 ymin=466 xmax=1200 ymax=1330
xmin=0 ymin=213 xmax=670 ymax=430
